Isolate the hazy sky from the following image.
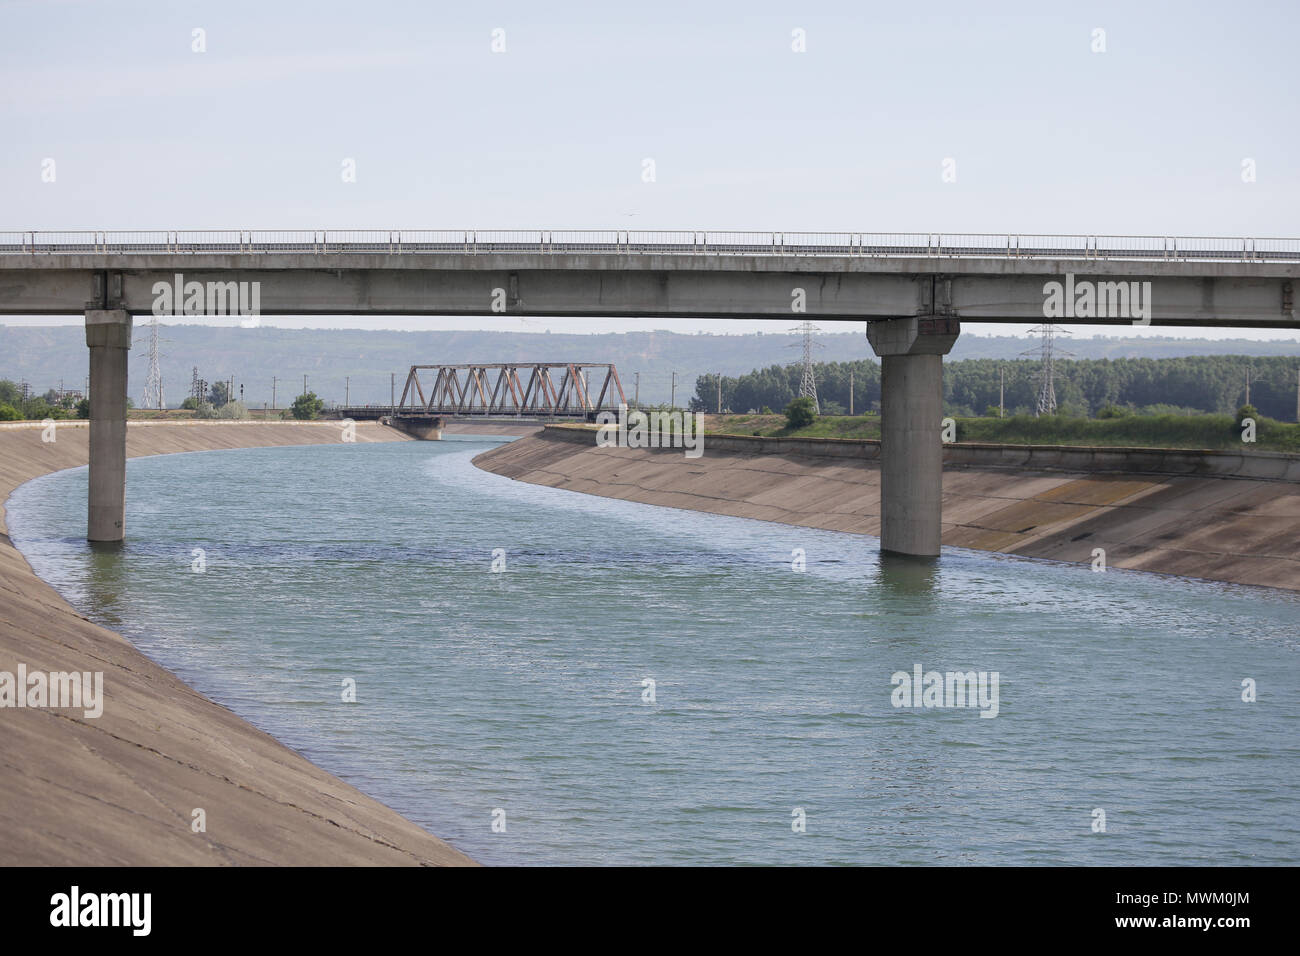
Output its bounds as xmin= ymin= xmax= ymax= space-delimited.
xmin=3 ymin=0 xmax=1297 ymax=341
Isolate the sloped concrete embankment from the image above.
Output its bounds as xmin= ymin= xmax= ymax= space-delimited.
xmin=473 ymin=425 xmax=1300 ymax=592
xmin=0 ymin=420 xmax=475 ymax=865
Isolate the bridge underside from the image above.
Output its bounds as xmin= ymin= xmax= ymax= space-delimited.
xmin=1 ymin=254 xmax=1296 ymax=327
xmin=19 ymin=252 xmax=1294 ymax=554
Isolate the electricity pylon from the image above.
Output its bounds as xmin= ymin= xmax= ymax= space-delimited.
xmin=141 ymin=317 xmax=164 ymax=409
xmin=1021 ymin=323 xmax=1072 ymax=416
xmin=789 ymin=321 xmax=822 ymax=412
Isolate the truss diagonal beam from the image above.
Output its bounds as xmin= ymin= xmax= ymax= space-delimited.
xmin=392 ymin=363 xmax=627 ymax=418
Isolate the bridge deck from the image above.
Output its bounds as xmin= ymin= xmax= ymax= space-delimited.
xmin=2 ymin=230 xmax=1298 ymax=262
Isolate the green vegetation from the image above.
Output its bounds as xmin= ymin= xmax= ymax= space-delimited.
xmin=0 ymin=380 xmax=20 ymax=408
xmin=291 ymin=391 xmax=324 ymax=420
xmin=784 ymin=396 xmax=817 ymax=429
xmin=0 ymin=381 xmax=79 ymax=421
xmin=693 ymin=356 xmax=1300 ymax=422
xmin=187 ymin=400 xmax=250 ymax=421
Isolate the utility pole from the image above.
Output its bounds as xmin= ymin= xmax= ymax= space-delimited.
xmin=716 ymin=373 xmax=722 ymax=414
xmin=634 ymin=372 xmax=640 ymax=408
xmin=391 ymin=372 xmax=395 ymax=413
xmin=1245 ymin=366 xmax=1251 ymax=406
xmin=1295 ymin=368 xmax=1299 ymax=423
xmin=303 ymin=374 xmax=308 ymax=398
xmin=849 ymin=368 xmax=854 ymax=415
xmin=272 ymin=376 xmax=277 ymax=411
xmin=999 ymin=365 xmax=1005 ymax=418
xmin=345 ymin=376 xmax=350 ymax=406
xmin=670 ymin=371 xmax=676 ymax=409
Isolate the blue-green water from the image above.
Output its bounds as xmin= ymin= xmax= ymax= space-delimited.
xmin=8 ymin=438 xmax=1299 ymax=865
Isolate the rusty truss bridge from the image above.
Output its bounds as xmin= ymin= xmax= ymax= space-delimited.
xmin=381 ymin=363 xmax=628 ymax=419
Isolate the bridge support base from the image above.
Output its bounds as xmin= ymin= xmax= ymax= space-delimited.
xmin=85 ymin=309 xmax=132 ymax=542
xmin=866 ymin=317 xmax=960 ymax=557
xmin=387 ymin=415 xmax=444 ymax=440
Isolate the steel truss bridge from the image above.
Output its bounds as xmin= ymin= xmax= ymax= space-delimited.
xmin=373 ymin=363 xmax=628 ymax=419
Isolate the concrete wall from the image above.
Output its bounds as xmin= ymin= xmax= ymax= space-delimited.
xmin=476 ymin=428 xmax=1300 ymax=591
xmin=537 ymin=424 xmax=1300 ymax=481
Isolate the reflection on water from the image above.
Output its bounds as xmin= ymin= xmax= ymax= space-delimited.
xmin=8 ymin=441 xmax=1300 ymax=866
xmin=873 ymin=553 xmax=940 ymax=603
xmin=85 ymin=539 xmax=129 ymax=628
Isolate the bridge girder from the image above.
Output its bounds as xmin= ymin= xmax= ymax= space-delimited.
xmin=0 ymin=255 xmax=1296 ymax=328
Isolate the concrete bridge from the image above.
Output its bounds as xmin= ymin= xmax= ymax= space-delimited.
xmin=3 ymin=229 xmax=1296 ymax=556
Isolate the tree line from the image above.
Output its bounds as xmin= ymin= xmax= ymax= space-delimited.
xmin=690 ymin=356 xmax=1300 ymax=420
xmin=0 ymin=381 xmax=89 ymax=421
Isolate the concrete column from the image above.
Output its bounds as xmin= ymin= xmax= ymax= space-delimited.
xmin=85 ymin=309 xmax=132 ymax=541
xmin=390 ymin=415 xmax=443 ymax=440
xmin=866 ymin=317 xmax=960 ymax=557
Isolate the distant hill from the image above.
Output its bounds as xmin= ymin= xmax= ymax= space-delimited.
xmin=1 ymin=324 xmax=1297 ymax=408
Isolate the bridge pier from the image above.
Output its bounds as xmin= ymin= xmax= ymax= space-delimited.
xmin=388 ymin=415 xmax=444 ymax=440
xmin=866 ymin=317 xmax=960 ymax=557
xmin=85 ymin=309 xmax=132 ymax=542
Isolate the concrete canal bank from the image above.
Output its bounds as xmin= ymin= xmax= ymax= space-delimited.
xmin=473 ymin=425 xmax=1300 ymax=592
xmin=0 ymin=420 xmax=475 ymax=866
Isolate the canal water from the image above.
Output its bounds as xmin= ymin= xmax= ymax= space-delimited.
xmin=8 ymin=438 xmax=1299 ymax=865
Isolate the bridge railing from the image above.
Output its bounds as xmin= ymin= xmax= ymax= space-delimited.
xmin=3 ymin=230 xmax=1298 ymax=261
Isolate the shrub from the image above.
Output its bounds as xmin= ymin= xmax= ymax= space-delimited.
xmin=291 ymin=392 xmax=324 ymax=420
xmin=20 ymin=397 xmax=52 ymax=420
xmin=784 ymin=396 xmax=817 ymax=430
xmin=0 ymin=402 xmax=20 ymax=421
